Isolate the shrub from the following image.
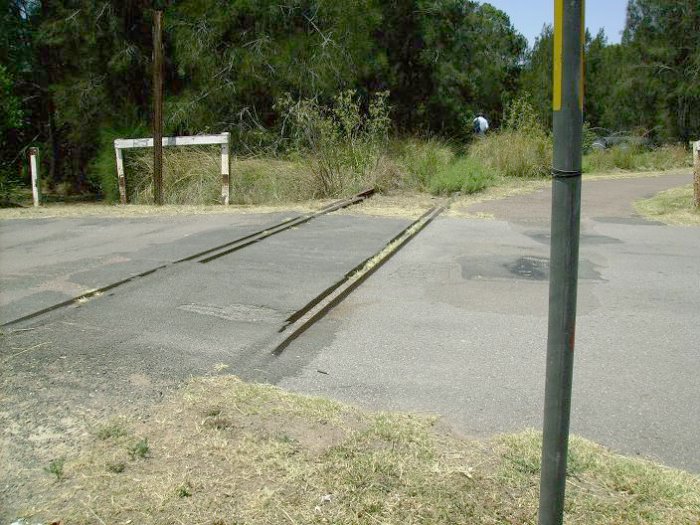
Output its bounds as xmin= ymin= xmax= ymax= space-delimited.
xmin=390 ymin=137 xmax=456 ymax=191
xmin=470 ymin=98 xmax=552 ymax=178
xmin=276 ymin=90 xmax=393 ymax=198
xmin=127 ymin=146 xmax=222 ymax=205
xmin=428 ymin=157 xmax=493 ymax=195
xmin=0 ymin=169 xmax=25 ymax=206
xmin=45 ymin=457 xmax=65 ymax=481
xmin=89 ymin=123 xmax=148 ymax=202
xmin=583 ymin=144 xmax=690 ymax=173
xmin=634 ymin=144 xmax=691 ymax=170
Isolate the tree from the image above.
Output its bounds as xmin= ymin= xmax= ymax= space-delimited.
xmin=622 ymin=0 xmax=700 ymax=142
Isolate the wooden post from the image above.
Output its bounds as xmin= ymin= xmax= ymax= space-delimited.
xmin=28 ymin=147 xmax=40 ymax=207
xmin=153 ymin=9 xmax=164 ymax=205
xmin=693 ymin=141 xmax=699 ymax=209
xmin=115 ymin=144 xmax=127 ymax=204
xmin=221 ymin=132 xmax=230 ymax=205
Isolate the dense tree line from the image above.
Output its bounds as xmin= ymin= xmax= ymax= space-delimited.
xmin=1 ymin=0 xmax=698 ymax=192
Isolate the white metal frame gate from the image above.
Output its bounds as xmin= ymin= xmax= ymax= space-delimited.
xmin=114 ymin=132 xmax=231 ymax=205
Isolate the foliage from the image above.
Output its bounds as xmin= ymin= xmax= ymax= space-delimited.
xmin=277 ymin=90 xmax=392 ymax=197
xmin=33 ymin=1 xmax=154 ymax=186
xmin=0 ymin=170 xmax=25 ymax=206
xmin=128 ymin=438 xmax=150 ymax=460
xmin=635 ymin=184 xmax=700 ymax=225
xmin=3 ymin=0 xmax=699 ymax=194
xmin=88 ymin=122 xmax=148 ymax=202
xmin=427 ymin=157 xmax=493 ymax=195
xmin=45 ymin=457 xmax=65 ymax=481
xmin=128 ymin=146 xmax=222 ymax=205
xmin=470 ymin=97 xmax=553 ymax=178
xmin=583 ymin=144 xmax=690 ymax=173
xmin=0 ymin=65 xmax=23 ymax=135
xmin=390 ymin=138 xmax=456 ymax=192
xmin=622 ymin=0 xmax=700 ymax=142
xmin=377 ymin=1 xmax=526 ymax=136
xmin=167 ymin=0 xmax=383 ymax=138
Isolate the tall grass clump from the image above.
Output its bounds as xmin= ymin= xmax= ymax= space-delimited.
xmin=428 ymin=157 xmax=493 ymax=195
xmin=470 ymin=97 xmax=552 ymax=178
xmin=127 ymin=148 xmax=321 ymax=205
xmin=277 ymin=90 xmax=395 ymax=198
xmin=0 ymin=169 xmax=26 ymax=206
xmin=389 ymin=137 xmax=456 ymax=192
xmin=228 ymin=157 xmax=316 ymax=204
xmin=583 ymin=144 xmax=690 ymax=173
xmin=127 ymin=146 xmax=222 ymax=205
xmin=88 ymin=123 xmax=148 ymax=202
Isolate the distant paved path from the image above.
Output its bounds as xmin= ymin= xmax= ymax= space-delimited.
xmin=468 ymin=171 xmax=691 ymax=224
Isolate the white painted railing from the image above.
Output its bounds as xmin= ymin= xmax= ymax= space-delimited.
xmin=693 ymin=140 xmax=699 ymax=208
xmin=114 ymin=132 xmax=230 ymax=205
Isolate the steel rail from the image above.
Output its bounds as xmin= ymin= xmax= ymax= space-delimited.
xmin=1 ymin=189 xmax=375 ymax=328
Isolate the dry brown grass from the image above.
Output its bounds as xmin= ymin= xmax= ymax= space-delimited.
xmin=635 ymin=184 xmax=700 ymax=226
xmin=11 ymin=376 xmax=700 ymax=524
xmin=0 ymin=200 xmax=337 ymax=220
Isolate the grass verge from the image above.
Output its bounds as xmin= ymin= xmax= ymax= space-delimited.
xmin=635 ymin=184 xmax=700 ymax=226
xmin=584 ymin=145 xmax=691 ymax=174
xmin=16 ymin=376 xmax=700 ymax=524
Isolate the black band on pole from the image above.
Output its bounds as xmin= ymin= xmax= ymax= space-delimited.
xmin=551 ymin=168 xmax=582 ymax=178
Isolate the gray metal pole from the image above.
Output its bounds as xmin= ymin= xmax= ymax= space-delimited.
xmin=153 ymin=9 xmax=164 ymax=205
xmin=538 ymin=1 xmax=584 ymax=524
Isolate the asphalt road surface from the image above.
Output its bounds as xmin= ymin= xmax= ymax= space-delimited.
xmin=276 ymin=172 xmax=700 ymax=472
xmin=1 ymin=171 xmax=698 ymax=513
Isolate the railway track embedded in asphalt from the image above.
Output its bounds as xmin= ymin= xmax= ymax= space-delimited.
xmin=264 ymin=199 xmax=451 ymax=354
xmin=1 ymin=189 xmax=375 ymax=328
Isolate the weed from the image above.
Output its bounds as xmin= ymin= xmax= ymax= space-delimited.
xmin=204 ymin=407 xmax=222 ymax=417
xmin=96 ymin=421 xmax=127 ymax=440
xmin=89 ymin=122 xmax=148 ymax=202
xmin=0 ymin=169 xmax=26 ymax=206
xmin=106 ymin=462 xmax=126 ymax=474
xmin=176 ymin=482 xmax=193 ymax=498
xmin=470 ymin=98 xmax=552 ymax=179
xmin=127 ymin=146 xmax=222 ymax=205
xmin=277 ymin=90 xmax=392 ymax=198
xmin=583 ymin=144 xmax=690 ymax=173
xmin=45 ymin=457 xmax=65 ymax=481
xmin=390 ymin=137 xmax=455 ymax=191
xmin=427 ymin=157 xmax=493 ymax=195
xmin=204 ymin=416 xmax=235 ymax=430
xmin=128 ymin=438 xmax=150 ymax=460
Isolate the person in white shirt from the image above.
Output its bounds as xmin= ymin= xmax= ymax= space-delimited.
xmin=473 ymin=113 xmax=489 ymax=136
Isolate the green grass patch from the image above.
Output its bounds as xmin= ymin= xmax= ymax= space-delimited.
xmin=635 ymin=184 xmax=700 ymax=225
xmin=96 ymin=420 xmax=128 ymax=440
xmin=389 ymin=137 xmax=456 ymax=191
xmin=44 ymin=457 xmax=65 ymax=482
xmin=25 ymin=376 xmax=700 ymax=524
xmin=428 ymin=157 xmax=494 ymax=195
xmin=470 ymin=128 xmax=553 ymax=179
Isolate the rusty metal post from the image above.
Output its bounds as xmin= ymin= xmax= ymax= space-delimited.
xmin=152 ymin=9 xmax=164 ymax=205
